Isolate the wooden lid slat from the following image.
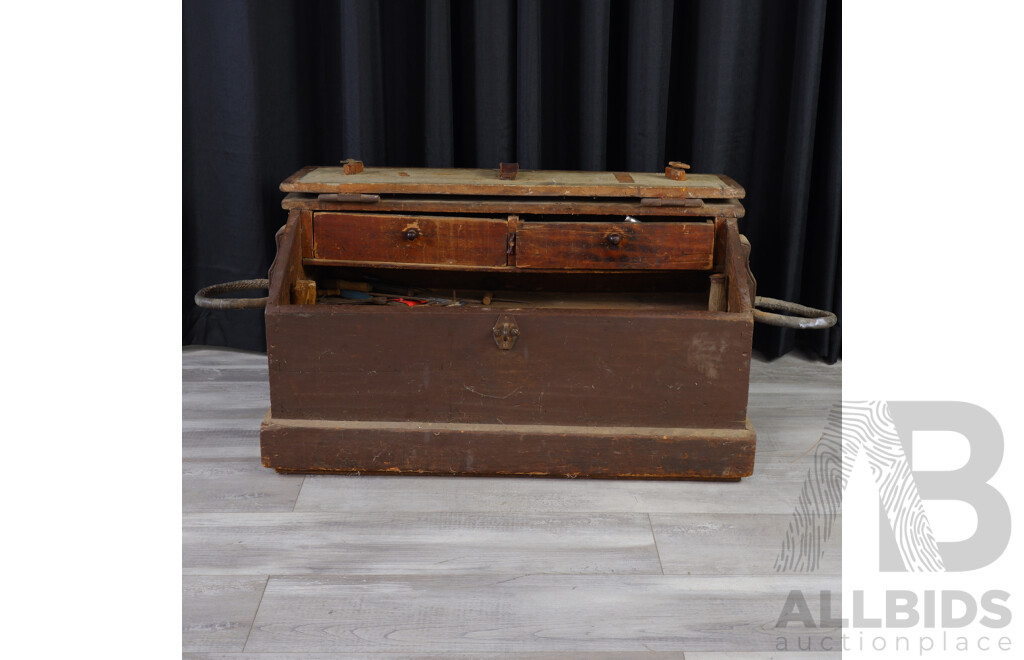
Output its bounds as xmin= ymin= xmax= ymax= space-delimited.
xmin=280 ymin=166 xmax=745 ymax=199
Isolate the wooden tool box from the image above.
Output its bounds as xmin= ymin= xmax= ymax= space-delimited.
xmin=197 ymin=162 xmax=834 ymax=479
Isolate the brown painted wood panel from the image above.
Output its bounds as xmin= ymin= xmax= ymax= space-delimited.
xmin=263 ymin=166 xmax=757 ymax=480
xmin=282 ymin=166 xmax=745 ymax=199
xmin=516 ymin=221 xmax=714 ymax=270
xmin=260 ymin=414 xmax=755 ymax=479
xmin=265 ymin=305 xmax=752 ymax=428
xmin=313 ymin=212 xmax=507 ymax=266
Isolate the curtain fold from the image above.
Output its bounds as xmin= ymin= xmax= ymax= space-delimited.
xmin=184 ymin=0 xmax=841 ymax=362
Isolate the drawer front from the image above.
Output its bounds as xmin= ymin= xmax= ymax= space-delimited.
xmin=515 ymin=221 xmax=714 ymax=270
xmin=313 ymin=213 xmax=508 ymax=266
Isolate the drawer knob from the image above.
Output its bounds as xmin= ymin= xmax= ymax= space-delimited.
xmin=607 ymin=233 xmax=623 ymax=246
xmin=403 ymin=228 xmax=420 ymax=241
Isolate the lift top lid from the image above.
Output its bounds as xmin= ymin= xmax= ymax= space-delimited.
xmin=281 ymin=165 xmax=745 ymax=200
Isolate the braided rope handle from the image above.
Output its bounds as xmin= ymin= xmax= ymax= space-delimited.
xmin=194 ymin=279 xmax=269 ymax=310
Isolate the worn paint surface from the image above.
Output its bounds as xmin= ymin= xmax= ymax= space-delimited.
xmin=281 ymin=166 xmax=745 ymax=199
xmin=260 ymin=168 xmax=757 ymax=479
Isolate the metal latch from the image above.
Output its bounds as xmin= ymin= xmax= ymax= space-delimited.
xmin=492 ymin=314 xmax=520 ymax=350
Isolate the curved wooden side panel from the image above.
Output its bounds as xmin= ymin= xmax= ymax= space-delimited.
xmin=722 ymin=218 xmax=753 ymax=314
xmin=266 ymin=209 xmax=304 ymax=306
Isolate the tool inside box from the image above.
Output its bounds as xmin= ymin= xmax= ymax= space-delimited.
xmin=301 ymin=265 xmax=715 ymax=311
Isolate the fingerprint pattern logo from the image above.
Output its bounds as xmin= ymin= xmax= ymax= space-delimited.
xmin=774 ymin=401 xmax=945 ymax=572
xmin=773 ymin=404 xmax=843 ymax=572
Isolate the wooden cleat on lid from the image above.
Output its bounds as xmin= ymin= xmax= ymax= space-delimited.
xmin=498 ymin=162 xmax=519 ymax=180
xmin=665 ymin=161 xmax=690 ymax=181
xmin=341 ymin=158 xmax=364 ymax=174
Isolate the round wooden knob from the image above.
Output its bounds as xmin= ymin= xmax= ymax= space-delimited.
xmin=403 ymin=228 xmax=420 ymax=241
xmin=607 ymin=234 xmax=623 ymax=246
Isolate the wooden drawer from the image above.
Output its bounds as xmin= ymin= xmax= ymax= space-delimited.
xmin=515 ymin=221 xmax=714 ymax=270
xmin=313 ymin=212 xmax=508 ymax=266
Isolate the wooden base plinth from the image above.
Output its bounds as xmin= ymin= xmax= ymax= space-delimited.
xmin=260 ymin=412 xmax=755 ymax=480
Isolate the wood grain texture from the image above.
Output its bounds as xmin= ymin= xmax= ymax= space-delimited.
xmin=183 ymin=459 xmax=304 ymax=512
xmin=182 ymin=349 xmax=270 ymax=459
xmin=243 ymin=575 xmax=836 ymax=653
xmin=182 ymin=655 xmax=835 ymax=660
xmin=183 ymin=366 xmax=269 ymax=383
xmin=299 ymin=210 xmax=314 ymax=259
xmin=650 ymin=513 xmax=841 ymax=575
xmin=183 ymin=428 xmax=263 ymax=460
xmin=182 ymin=347 xmax=270 ymax=369
xmin=301 ymin=257 xmax=721 ymax=274
xmin=183 ymin=381 xmax=270 ymax=429
xmin=291 ymin=458 xmax=816 ymax=515
xmin=282 ymin=166 xmax=746 ymax=199
xmin=184 ymin=650 xmax=696 ymax=654
xmin=182 ymin=576 xmax=267 ymax=652
xmin=515 ymin=221 xmax=714 ymax=270
xmin=689 ymin=655 xmax=838 ymax=660
xmin=183 ymin=512 xmax=662 ymax=575
xmin=313 ymin=212 xmax=508 ymax=266
xmin=185 ymin=650 xmax=696 ymax=654
xmin=282 ymin=191 xmax=746 ymax=218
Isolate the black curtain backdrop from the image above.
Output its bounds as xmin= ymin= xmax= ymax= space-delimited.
xmin=184 ymin=0 xmax=840 ymax=363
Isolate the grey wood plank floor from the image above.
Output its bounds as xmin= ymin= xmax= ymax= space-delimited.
xmin=183 ymin=346 xmax=841 ymax=658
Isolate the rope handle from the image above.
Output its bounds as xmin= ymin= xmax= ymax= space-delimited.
xmin=194 ymin=279 xmax=269 ymax=310
xmin=753 ymin=296 xmax=837 ymax=330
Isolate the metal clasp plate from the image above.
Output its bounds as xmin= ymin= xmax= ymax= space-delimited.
xmin=492 ymin=314 xmax=520 ymax=350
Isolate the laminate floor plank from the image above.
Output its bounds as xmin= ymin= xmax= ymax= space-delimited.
xmin=184 ymin=459 xmax=304 ymax=512
xmin=182 ymin=381 xmax=271 ymax=420
xmin=188 ymin=650 xmax=692 ymax=654
xmin=183 ymin=366 xmax=271 ymax=383
xmin=294 ymin=460 xmax=808 ymax=515
xmin=688 ymin=650 xmax=839 ymax=654
xmin=748 ymin=351 xmax=841 ymax=385
xmin=182 ymin=380 xmax=271 ymax=438
xmin=183 ymin=428 xmax=263 ymax=461
xmin=184 ymin=512 xmax=661 ymax=576
xmin=183 ymin=347 xmax=270 ymax=369
xmin=243 ymin=574 xmax=838 ymax=653
xmin=650 ymin=513 xmax=841 ymax=576
xmin=182 ymin=576 xmax=268 ymax=652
